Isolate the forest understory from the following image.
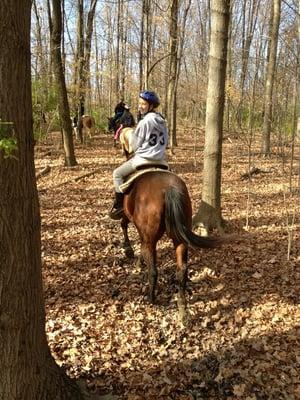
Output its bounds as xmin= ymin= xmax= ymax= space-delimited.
xmin=35 ymin=130 xmax=300 ymax=400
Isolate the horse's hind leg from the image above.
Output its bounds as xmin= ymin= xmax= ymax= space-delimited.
xmin=174 ymin=242 xmax=189 ymax=324
xmin=121 ymin=218 xmax=134 ymax=259
xmin=141 ymin=242 xmax=157 ymax=304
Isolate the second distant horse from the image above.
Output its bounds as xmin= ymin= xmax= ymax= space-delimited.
xmin=74 ymin=115 xmax=97 ymax=143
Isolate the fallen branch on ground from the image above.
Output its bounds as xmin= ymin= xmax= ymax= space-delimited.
xmin=39 ymin=167 xmax=103 ymax=192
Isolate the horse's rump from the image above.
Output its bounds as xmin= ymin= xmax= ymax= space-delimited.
xmin=124 ymin=171 xmax=188 ymax=222
xmin=119 ymin=127 xmax=135 ymax=154
xmin=124 ymin=171 xmax=220 ymax=249
xmin=78 ymin=115 xmax=97 ymax=138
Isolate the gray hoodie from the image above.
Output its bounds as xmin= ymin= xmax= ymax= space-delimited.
xmin=129 ymin=112 xmax=168 ymax=166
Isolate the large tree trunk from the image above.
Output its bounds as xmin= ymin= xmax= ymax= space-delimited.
xmin=50 ymin=0 xmax=77 ymax=166
xmin=193 ymin=0 xmax=230 ymax=234
xmin=0 ymin=1 xmax=82 ymax=398
xmin=261 ymin=0 xmax=281 ymax=156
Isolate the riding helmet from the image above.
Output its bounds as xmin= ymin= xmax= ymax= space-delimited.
xmin=139 ymin=91 xmax=160 ymax=107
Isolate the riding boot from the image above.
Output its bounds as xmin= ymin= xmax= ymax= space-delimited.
xmin=109 ymin=191 xmax=124 ymax=220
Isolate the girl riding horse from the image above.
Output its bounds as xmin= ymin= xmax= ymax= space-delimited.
xmin=109 ymin=91 xmax=168 ymax=220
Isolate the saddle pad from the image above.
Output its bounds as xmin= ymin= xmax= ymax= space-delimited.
xmin=119 ymin=168 xmax=173 ymax=193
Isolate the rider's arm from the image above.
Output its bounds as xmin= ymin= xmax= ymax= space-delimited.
xmin=129 ymin=119 xmax=148 ymax=152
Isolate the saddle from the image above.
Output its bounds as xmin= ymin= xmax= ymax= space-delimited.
xmin=136 ymin=160 xmax=169 ymax=171
xmin=119 ymin=163 xmax=171 ymax=193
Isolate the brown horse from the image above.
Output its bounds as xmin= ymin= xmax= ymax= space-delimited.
xmin=120 ymin=168 xmax=220 ymax=323
xmin=73 ymin=115 xmax=97 ymax=143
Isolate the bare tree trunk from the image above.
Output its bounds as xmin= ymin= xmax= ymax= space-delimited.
xmin=175 ymin=0 xmax=191 ymax=95
xmin=139 ymin=0 xmax=145 ymax=90
xmin=61 ymin=0 xmax=66 ymax=72
xmin=172 ymin=0 xmax=192 ymax=145
xmin=106 ymin=6 xmax=114 ymax=115
xmin=94 ymin=19 xmax=102 ymax=106
xmin=32 ymin=0 xmax=49 ymax=126
xmin=248 ymin=23 xmax=264 ymax=133
xmin=0 ymin=1 xmax=82 ymax=398
xmin=33 ymin=0 xmax=47 ymax=80
xmin=51 ymin=0 xmax=77 ymax=166
xmin=76 ymin=0 xmax=85 ymax=142
xmin=289 ymin=78 xmax=298 ymax=192
xmin=167 ymin=0 xmax=179 ymax=150
xmin=294 ymin=0 xmax=300 ymax=191
xmin=120 ymin=0 xmax=128 ymax=98
xmin=193 ymin=0 xmax=230 ymax=234
xmin=225 ymin=0 xmax=233 ymax=133
xmin=115 ymin=0 xmax=121 ymax=94
xmin=261 ymin=0 xmax=281 ymax=156
xmin=237 ymin=0 xmax=260 ymax=127
xmin=144 ymin=0 xmax=151 ymax=88
xmin=297 ymin=0 xmax=300 ymax=141
xmin=84 ymin=0 xmax=98 ymax=113
xmin=46 ymin=0 xmax=54 ymax=85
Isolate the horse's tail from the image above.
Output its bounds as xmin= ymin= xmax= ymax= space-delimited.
xmin=165 ymin=187 xmax=220 ymax=249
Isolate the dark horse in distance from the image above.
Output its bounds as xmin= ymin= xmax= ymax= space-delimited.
xmin=119 ymin=163 xmax=221 ymax=323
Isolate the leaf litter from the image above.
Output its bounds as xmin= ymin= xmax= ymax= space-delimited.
xmin=36 ymin=132 xmax=300 ymax=399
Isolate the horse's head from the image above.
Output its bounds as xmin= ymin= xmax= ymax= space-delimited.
xmin=119 ymin=127 xmax=134 ymax=159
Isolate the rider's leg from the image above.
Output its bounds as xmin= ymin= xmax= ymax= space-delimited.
xmin=109 ymin=159 xmax=136 ymax=220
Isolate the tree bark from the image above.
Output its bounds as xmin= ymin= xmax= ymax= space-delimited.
xmin=120 ymin=0 xmax=128 ymax=98
xmin=143 ymin=0 xmax=151 ymax=88
xmin=94 ymin=20 xmax=102 ymax=106
xmin=84 ymin=0 xmax=98 ymax=113
xmin=237 ymin=0 xmax=260 ymax=127
xmin=297 ymin=0 xmax=300 ymax=140
xmin=50 ymin=0 xmax=77 ymax=166
xmin=193 ymin=0 xmax=230 ymax=234
xmin=167 ymin=0 xmax=179 ymax=149
xmin=0 ymin=1 xmax=82 ymax=398
xmin=75 ymin=0 xmax=85 ymax=142
xmin=32 ymin=0 xmax=47 ymax=81
xmin=139 ymin=0 xmax=145 ymax=90
xmin=261 ymin=0 xmax=281 ymax=156
xmin=115 ymin=0 xmax=122 ymax=94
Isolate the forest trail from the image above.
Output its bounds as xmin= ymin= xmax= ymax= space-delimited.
xmin=35 ymin=131 xmax=300 ymax=400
